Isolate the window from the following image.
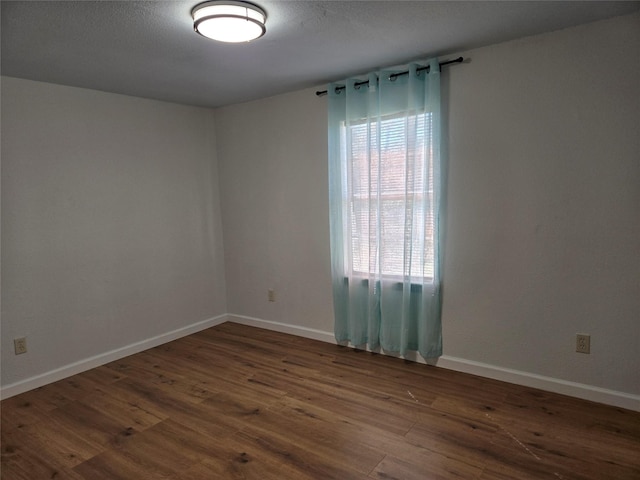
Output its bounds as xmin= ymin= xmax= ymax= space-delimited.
xmin=342 ymin=112 xmax=435 ymax=281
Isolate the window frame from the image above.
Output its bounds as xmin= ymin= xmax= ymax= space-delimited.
xmin=340 ymin=110 xmax=436 ymax=284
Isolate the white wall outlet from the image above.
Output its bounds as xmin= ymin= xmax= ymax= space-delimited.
xmin=576 ymin=334 xmax=590 ymax=354
xmin=14 ymin=337 xmax=27 ymax=355
xmin=268 ymin=289 xmax=276 ymax=302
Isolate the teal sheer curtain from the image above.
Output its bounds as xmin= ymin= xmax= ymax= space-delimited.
xmin=328 ymin=59 xmax=443 ymax=359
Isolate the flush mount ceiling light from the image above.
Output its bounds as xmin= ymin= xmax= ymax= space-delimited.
xmin=192 ymin=1 xmax=266 ymax=43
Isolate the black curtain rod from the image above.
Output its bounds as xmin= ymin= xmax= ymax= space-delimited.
xmin=315 ymin=56 xmax=464 ymax=97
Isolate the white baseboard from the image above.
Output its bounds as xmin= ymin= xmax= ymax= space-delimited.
xmin=0 ymin=314 xmax=229 ymax=400
xmin=3 ymin=313 xmax=638 ymax=412
xmin=228 ymin=314 xmax=640 ymax=412
xmin=227 ymin=314 xmax=335 ymax=344
xmin=435 ymin=356 xmax=640 ymax=412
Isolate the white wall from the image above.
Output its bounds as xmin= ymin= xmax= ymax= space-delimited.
xmin=443 ymin=13 xmax=639 ymax=397
xmin=1 ymin=78 xmax=227 ymax=389
xmin=216 ymin=89 xmax=334 ymax=334
xmin=216 ymin=13 xmax=640 ymax=402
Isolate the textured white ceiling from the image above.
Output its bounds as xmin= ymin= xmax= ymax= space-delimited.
xmin=2 ymin=1 xmax=639 ymax=107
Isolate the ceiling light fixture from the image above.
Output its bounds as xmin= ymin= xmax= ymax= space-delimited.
xmin=192 ymin=1 xmax=266 ymax=43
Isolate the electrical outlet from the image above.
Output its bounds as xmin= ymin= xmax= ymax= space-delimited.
xmin=14 ymin=337 xmax=27 ymax=355
xmin=576 ymin=334 xmax=590 ymax=354
xmin=268 ymin=289 xmax=276 ymax=302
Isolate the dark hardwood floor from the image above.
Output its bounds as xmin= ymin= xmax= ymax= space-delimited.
xmin=2 ymin=322 xmax=639 ymax=479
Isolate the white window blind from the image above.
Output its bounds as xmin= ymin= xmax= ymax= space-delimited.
xmin=343 ymin=112 xmax=435 ymax=280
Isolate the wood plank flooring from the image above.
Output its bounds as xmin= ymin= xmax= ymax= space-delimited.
xmin=2 ymin=323 xmax=639 ymax=479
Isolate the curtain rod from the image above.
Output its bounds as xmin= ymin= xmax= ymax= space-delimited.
xmin=315 ymin=56 xmax=464 ymax=97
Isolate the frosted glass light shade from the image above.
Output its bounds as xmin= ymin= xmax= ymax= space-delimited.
xmin=192 ymin=1 xmax=266 ymax=43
